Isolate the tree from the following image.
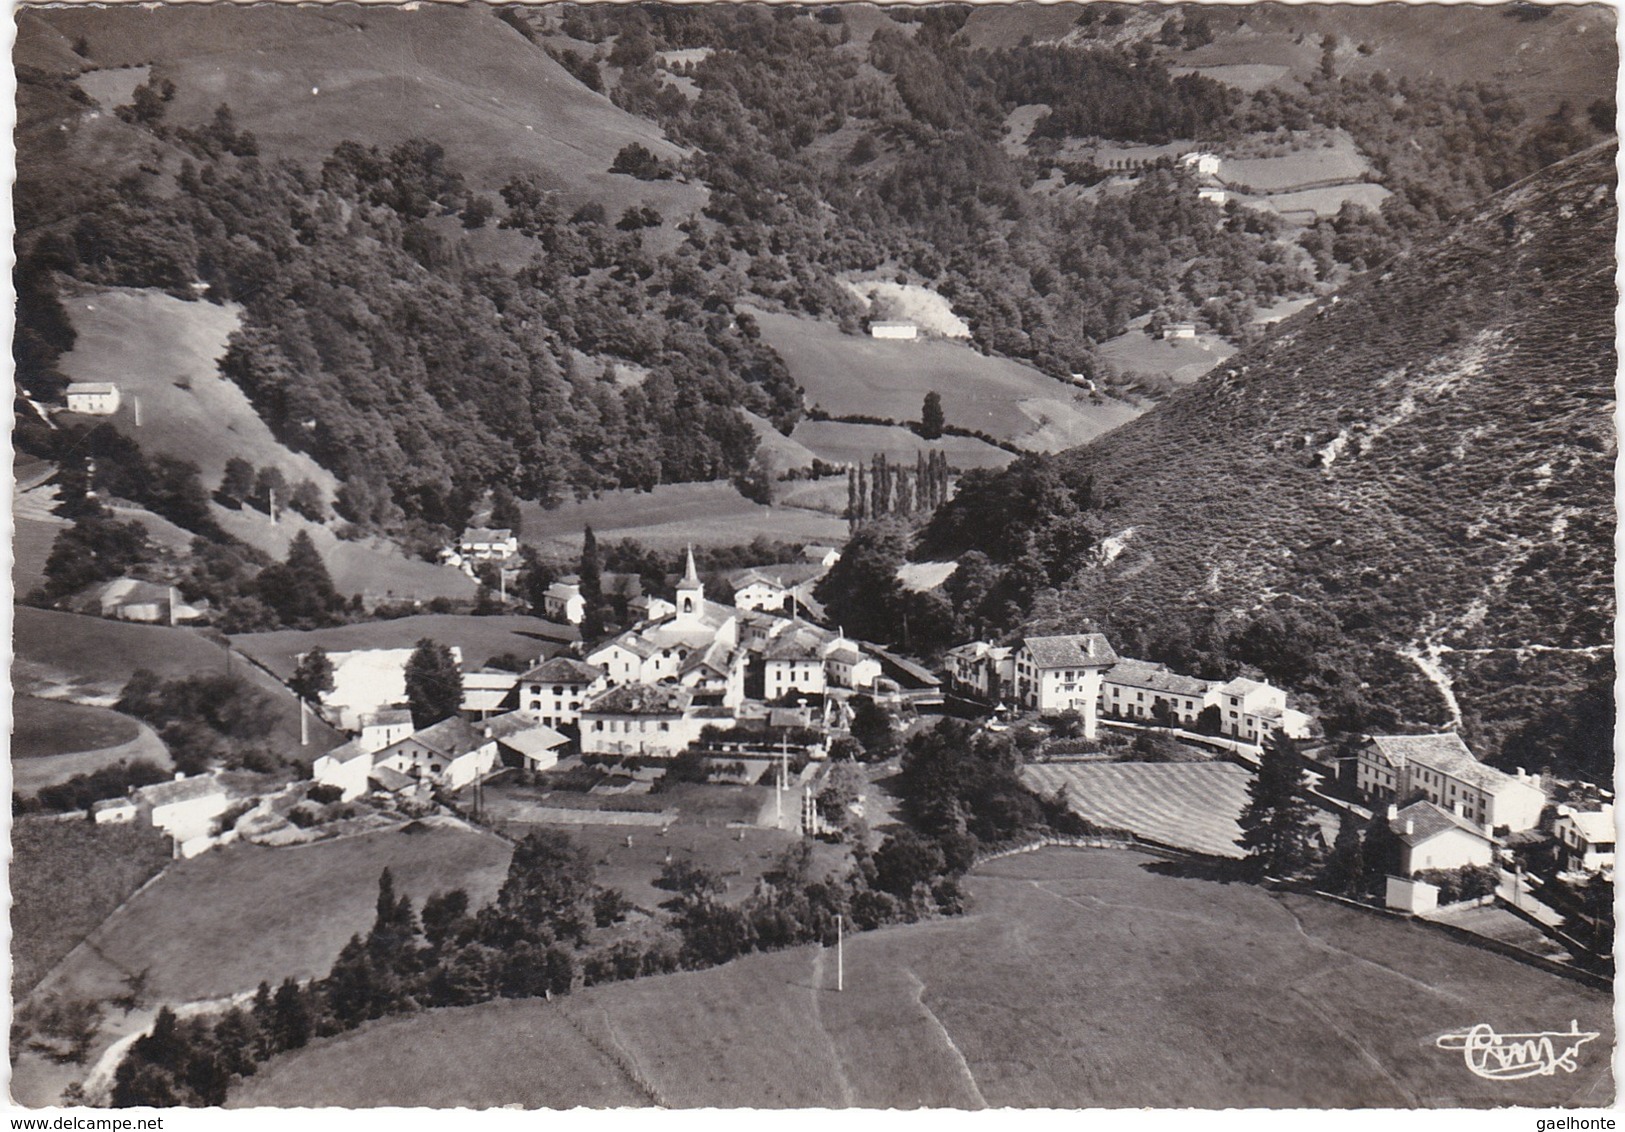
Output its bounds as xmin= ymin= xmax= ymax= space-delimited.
xmin=404 ymin=638 xmax=462 ymax=728
xmin=489 ymin=484 xmax=523 ymax=536
xmin=254 ymin=530 xmax=342 ymax=628
xmin=288 ymin=479 xmax=326 ymax=522
xmin=1322 ymin=812 xmax=1366 ymax=896
xmin=289 ymin=645 xmax=334 ymax=705
xmin=918 ymin=391 xmax=945 ymax=440
xmin=219 ymin=457 xmax=255 ymax=507
xmin=848 ymin=696 xmax=897 ymax=760
xmin=490 ymin=829 xmax=597 ymax=947
xmin=1236 ymin=732 xmax=1317 ymax=878
xmin=253 ymin=465 xmax=288 ymax=515
xmin=578 ymin=526 xmax=609 ymax=642
xmin=813 ymin=524 xmax=909 ymax=643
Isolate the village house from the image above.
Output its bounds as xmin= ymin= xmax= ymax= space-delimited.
xmin=543 ymin=572 xmax=646 ymax=625
xmin=823 ymin=639 xmax=882 ymax=691
xmin=484 ymin=709 xmax=569 ymax=772
xmin=764 ymin=624 xmax=831 ymax=701
xmin=458 ymin=527 xmax=519 ymax=564
xmin=133 ymin=773 xmax=232 ymax=857
xmin=1211 ymin=676 xmax=1313 ymax=744
xmin=71 ymin=578 xmax=206 ymax=625
xmin=64 ymin=381 xmax=121 ymax=415
xmin=1389 ymin=800 xmax=1499 ymax=875
xmin=1355 ymin=733 xmax=1546 ymax=833
xmin=312 ymin=739 xmax=374 ymax=802
xmin=730 ymin=568 xmax=791 ymax=613
xmin=1198 ymin=187 xmax=1228 ymax=206
xmin=1180 ymin=151 xmax=1222 ymax=177
xmin=678 ymin=637 xmax=749 ymax=709
xmin=374 ymin=716 xmax=500 ymax=791
xmin=315 ymin=646 xmax=462 ymax=732
xmin=800 ymin=545 xmax=842 ymax=568
xmin=1165 ymin=321 xmax=1198 ymax=340
xmin=1554 ymin=805 xmax=1615 ymax=874
xmin=517 ymin=656 xmax=608 ymax=729
xmin=461 ymin=668 xmax=521 ymax=718
xmin=869 ymin=321 xmax=918 ymax=340
xmin=543 ymin=578 xmax=585 ymax=625
xmin=357 ymin=708 xmax=414 ymax=754
xmin=943 ymin=641 xmax=1014 ymax=702
xmin=1098 ymin=658 xmax=1213 ymax=728
xmin=579 ymin=683 xmax=711 ymax=758
xmin=91 ymin=796 xmax=138 ymax=824
xmin=1012 ymin=634 xmax=1119 ymax=733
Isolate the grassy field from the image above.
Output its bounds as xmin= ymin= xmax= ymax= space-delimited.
xmin=751 ymin=308 xmax=1141 ymax=452
xmin=1097 ymin=327 xmax=1237 ymax=385
xmin=31 ymin=822 xmax=514 ymax=1007
xmin=1262 ymin=182 xmax=1393 ymax=220
xmin=230 ymin=613 xmax=577 ymax=682
xmin=520 ymin=482 xmax=848 ymax=555
xmin=11 ymin=817 xmax=174 ymax=997
xmin=231 ymin=847 xmax=1614 ymax=1108
xmin=13 ymin=515 xmax=63 ymax=598
xmin=1022 ymin=761 xmax=1256 ymax=858
xmin=14 ymin=606 xmax=343 ymax=762
xmin=1219 ymin=135 xmax=1373 ymax=194
xmin=789 ymin=420 xmax=1015 ymax=471
xmin=12 ymin=696 xmax=141 ymax=758
xmin=57 ymin=288 xmax=337 ymax=496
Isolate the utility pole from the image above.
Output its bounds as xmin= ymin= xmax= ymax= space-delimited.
xmin=268 ymin=486 xmax=278 ymax=524
xmin=836 ymin=914 xmax=844 ymax=992
xmin=300 ymin=697 xmax=309 ymax=747
xmin=133 ymin=395 xmax=142 ymax=427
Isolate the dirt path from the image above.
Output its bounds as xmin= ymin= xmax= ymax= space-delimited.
xmin=11 ymin=721 xmax=172 ymax=796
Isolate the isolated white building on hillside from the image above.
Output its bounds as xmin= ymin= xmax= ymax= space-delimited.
xmin=1180 ymin=151 xmax=1222 ymax=177
xmin=64 ymin=381 xmax=121 ymax=415
xmin=869 ymin=321 xmax=918 ymax=340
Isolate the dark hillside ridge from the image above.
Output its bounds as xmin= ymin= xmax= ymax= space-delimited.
xmin=1035 ymin=143 xmax=1616 ymax=776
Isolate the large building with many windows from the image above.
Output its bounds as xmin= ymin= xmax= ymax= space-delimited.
xmin=1355 ymin=733 xmax=1546 ymax=833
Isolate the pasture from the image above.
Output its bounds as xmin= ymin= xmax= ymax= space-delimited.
xmin=13 ymin=515 xmax=61 ymax=598
xmin=14 ymin=697 xmax=140 ymax=760
xmin=14 ymin=607 xmax=342 ymax=762
xmin=231 ymin=848 xmax=1614 ymax=1108
xmin=30 ymin=821 xmax=514 ymax=1007
xmin=11 ymin=817 xmax=174 ymax=997
xmin=1262 ymin=182 xmax=1393 ymax=220
xmin=1098 ymin=327 xmax=1236 ymax=385
xmin=1219 ymin=135 xmax=1373 ymax=193
xmin=1022 ymin=761 xmax=1255 ymax=858
xmin=789 ymin=421 xmax=1015 ymax=471
xmin=230 ymin=613 xmax=577 ymax=682
xmin=519 ymin=482 xmax=848 ymax=555
xmin=751 ymin=308 xmax=1140 ymax=451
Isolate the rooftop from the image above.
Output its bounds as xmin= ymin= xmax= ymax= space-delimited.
xmin=359 ymin=708 xmax=413 ymax=729
xmin=1391 ymin=800 xmax=1494 ymax=848
xmin=66 ymin=381 xmax=117 ymax=395
xmin=521 ymin=656 xmax=607 ymax=684
xmin=1366 ymin=733 xmax=1526 ymax=793
xmin=135 ymin=774 xmax=226 ymax=808
xmin=1022 ymin=633 xmax=1119 ymax=670
xmin=323 ymin=739 xmax=372 ymax=766
xmin=402 ymin=716 xmax=492 ymax=759
xmin=1562 ymin=806 xmax=1616 ymax=844
xmin=460 ymin=527 xmax=513 ymax=543
xmin=1106 ymin=658 xmax=1212 ymax=698
xmin=585 ymin=683 xmax=693 ymax=716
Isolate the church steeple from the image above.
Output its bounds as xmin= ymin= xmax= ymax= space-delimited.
xmin=676 ymin=544 xmax=703 ymax=621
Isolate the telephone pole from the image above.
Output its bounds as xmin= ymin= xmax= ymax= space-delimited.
xmin=836 ymin=914 xmax=844 ymax=992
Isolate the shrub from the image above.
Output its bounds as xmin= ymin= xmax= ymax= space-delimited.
xmin=307 ymin=784 xmax=344 ymax=805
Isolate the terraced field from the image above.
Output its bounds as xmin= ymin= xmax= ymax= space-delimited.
xmin=1022 ymin=761 xmax=1253 ymax=858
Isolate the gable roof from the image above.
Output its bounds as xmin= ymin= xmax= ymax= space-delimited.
xmin=359 ymin=708 xmax=413 ymax=729
xmin=460 ymin=527 xmax=513 ymax=543
xmin=584 ymin=683 xmax=692 ymax=716
xmin=403 ymin=716 xmax=492 ymax=760
xmin=521 ymin=656 xmax=606 ymax=684
xmin=1106 ymin=658 xmax=1212 ymax=698
xmin=66 ymin=381 xmax=117 ymax=395
xmin=322 ymin=739 xmax=372 ymax=767
xmin=1366 ymin=733 xmax=1523 ymax=793
xmin=1021 ymin=634 xmax=1119 ymax=670
xmin=136 ymin=775 xmax=226 ymax=808
xmin=1561 ymin=807 xmax=1616 ymax=844
xmin=1216 ymin=676 xmax=1276 ymax=698
xmin=1391 ymin=800 xmax=1495 ymax=848
xmin=680 ymin=638 xmax=737 ymax=679
xmin=369 ymin=765 xmax=416 ymax=793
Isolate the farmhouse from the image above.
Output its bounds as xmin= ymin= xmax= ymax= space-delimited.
xmin=133 ymin=773 xmax=232 ymax=856
xmin=90 ymin=796 xmax=138 ymax=824
xmin=1389 ymin=800 xmax=1497 ymax=874
xmin=374 ymin=716 xmax=499 ymax=791
xmin=458 ymin=527 xmax=518 ymax=563
xmin=312 ymin=739 xmax=374 ymax=802
xmin=1180 ymin=151 xmax=1222 ymax=177
xmin=1554 ymin=805 xmax=1615 ymax=874
xmin=1165 ymin=322 xmax=1198 ymax=340
xmin=1355 ymin=733 xmax=1546 ymax=833
xmin=579 ymin=683 xmax=710 ymax=758
xmin=1211 ymin=676 xmax=1312 ymax=744
xmin=461 ymin=668 xmax=520 ymax=718
xmin=1012 ymin=634 xmax=1119 ymax=733
xmin=484 ymin=709 xmax=569 ymax=772
xmin=1198 ymin=187 xmax=1228 ymax=205
xmin=869 ymin=321 xmax=918 ymax=340
xmin=71 ymin=578 xmax=206 ymax=625
xmin=517 ymin=656 xmax=608 ymax=729
xmin=64 ymin=381 xmax=121 ymax=415
xmin=801 ymin=545 xmax=842 ymax=568
xmin=1098 ymin=658 xmax=1212 ymax=728
xmin=543 ymin=579 xmax=585 ymax=625
xmin=944 ymin=641 xmax=1015 ymax=702
xmin=357 ymin=708 xmax=414 ymax=754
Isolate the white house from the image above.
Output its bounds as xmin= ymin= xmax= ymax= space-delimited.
xmin=357 ymin=708 xmax=415 ymax=754
xmin=1389 ymin=800 xmax=1497 ymax=875
xmin=869 ymin=321 xmax=918 ymax=340
xmin=64 ymin=381 xmax=121 ymax=415
xmin=313 ymin=739 xmax=374 ymax=802
xmin=134 ymin=774 xmax=232 ymax=853
xmin=91 ymin=796 xmax=138 ymax=824
xmin=73 ymin=578 xmax=205 ymax=625
xmin=1198 ymin=187 xmax=1228 ymax=205
xmin=374 ymin=716 xmax=500 ymax=791
xmin=1180 ymin=151 xmax=1222 ymax=177
xmin=457 ymin=527 xmax=519 ymax=564
xmin=544 ymin=579 xmax=585 ymax=625
xmin=801 ymin=545 xmax=842 ymax=568
xmin=1165 ymin=321 xmax=1198 ymax=340
xmin=461 ymin=668 xmax=520 ymax=718
xmin=317 ymin=646 xmax=462 ymax=732
xmin=1555 ymin=805 xmax=1615 ymax=874
xmin=764 ymin=625 xmax=831 ymax=701
xmin=943 ymin=641 xmax=1014 ymax=702
xmin=824 ymin=640 xmax=881 ymax=691
xmin=1210 ymin=677 xmax=1312 ymax=744
xmin=1098 ymin=658 xmax=1213 ymax=728
xmin=579 ymin=684 xmax=709 ymax=758
xmin=678 ymin=637 xmax=748 ymax=709
xmin=731 ymin=568 xmax=791 ymax=613
xmin=1355 ymin=733 xmax=1546 ymax=833
xmin=517 ymin=656 xmax=609 ymax=729
xmin=1012 ymin=634 xmax=1119 ymax=733
xmin=485 ymin=709 xmax=570 ymax=772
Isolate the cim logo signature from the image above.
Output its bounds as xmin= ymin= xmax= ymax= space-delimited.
xmin=1436 ymin=1022 xmax=1601 ymax=1081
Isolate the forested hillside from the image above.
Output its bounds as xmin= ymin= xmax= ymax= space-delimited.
xmin=14 ymin=2 xmax=1613 ymax=542
xmin=921 ymin=143 xmax=1617 ymax=783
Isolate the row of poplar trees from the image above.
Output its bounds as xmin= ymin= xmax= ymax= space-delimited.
xmin=846 ymin=451 xmax=951 ymax=528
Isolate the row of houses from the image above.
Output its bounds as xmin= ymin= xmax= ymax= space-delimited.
xmin=313 ymin=708 xmax=568 ymax=801
xmin=944 ymin=635 xmax=1312 ymax=747
xmin=542 ymin=546 xmax=839 ymax=627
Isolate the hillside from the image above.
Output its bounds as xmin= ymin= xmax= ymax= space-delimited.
xmin=230 ymin=848 xmax=1612 ymax=1108
xmin=1021 ymin=144 xmax=1616 ymax=775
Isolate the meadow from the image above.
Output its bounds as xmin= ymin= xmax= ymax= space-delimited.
xmin=751 ymin=308 xmax=1140 ymax=451
xmin=789 ymin=421 xmax=1015 ymax=471
xmin=12 ymin=695 xmax=141 ymax=759
xmin=11 ymin=817 xmax=174 ymax=997
xmin=1097 ymin=326 xmax=1237 ymax=385
xmin=29 ymin=822 xmax=514 ymax=1007
xmin=1021 ymin=761 xmax=1255 ymax=858
xmin=231 ymin=847 xmax=1614 ymax=1108
xmin=230 ymin=613 xmax=578 ymax=682
xmin=520 ymin=482 xmax=848 ymax=555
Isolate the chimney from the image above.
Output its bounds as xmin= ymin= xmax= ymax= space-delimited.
xmin=1386 ymin=803 xmax=1398 ymax=821
xmin=1404 ymin=818 xmax=1415 ymax=836
xmin=174 ymin=771 xmax=186 ymax=781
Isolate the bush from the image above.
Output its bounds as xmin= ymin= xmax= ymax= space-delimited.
xmin=1415 ymin=864 xmax=1500 ymax=904
xmin=286 ymin=806 xmax=320 ymax=829
xmin=307 ymin=784 xmax=344 ymax=805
